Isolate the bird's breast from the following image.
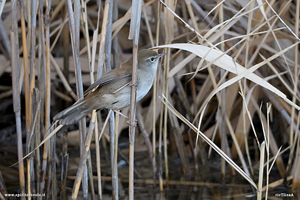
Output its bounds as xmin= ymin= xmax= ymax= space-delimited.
xmin=136 ymin=71 xmax=155 ymax=102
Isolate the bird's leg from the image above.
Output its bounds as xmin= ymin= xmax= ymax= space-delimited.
xmin=112 ymin=109 xmax=137 ymax=127
xmin=112 ymin=109 xmax=129 ymax=119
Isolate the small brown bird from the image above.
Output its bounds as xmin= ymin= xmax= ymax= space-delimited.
xmin=54 ymin=49 xmax=165 ymax=125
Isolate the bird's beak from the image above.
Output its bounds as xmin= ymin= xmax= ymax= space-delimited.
xmin=158 ymin=52 xmax=167 ymax=57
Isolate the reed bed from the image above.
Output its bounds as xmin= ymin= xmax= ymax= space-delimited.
xmin=0 ymin=0 xmax=300 ymax=199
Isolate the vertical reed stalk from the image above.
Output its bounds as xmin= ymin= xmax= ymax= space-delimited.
xmin=71 ymin=112 xmax=97 ymax=199
xmin=113 ymin=112 xmax=119 ymax=199
xmin=128 ymin=1 xmax=143 ymax=199
xmin=40 ymin=0 xmax=52 ymax=197
xmin=128 ymin=45 xmax=138 ymax=199
xmin=11 ymin=1 xmax=25 ymax=198
xmin=77 ymin=0 xmax=89 ymax=197
xmin=20 ymin=0 xmax=33 ymax=197
xmin=158 ymin=104 xmax=163 ymax=191
xmin=19 ymin=0 xmax=29 ymax=132
xmin=218 ymin=2 xmax=228 ymax=182
xmin=265 ymin=104 xmax=272 ymax=199
xmin=163 ymin=47 xmax=169 ymax=186
xmin=60 ymin=131 xmax=68 ymax=200
xmin=243 ymin=1 xmax=256 ymax=178
xmin=291 ymin=0 xmax=300 ymax=189
xmin=91 ymin=3 xmax=103 ymax=198
xmin=28 ymin=0 xmax=37 ymax=127
xmin=37 ymin=0 xmax=46 ymax=196
xmin=50 ymin=132 xmax=57 ymax=198
xmin=162 ymin=0 xmax=177 ymax=187
xmin=66 ymin=0 xmax=89 ymax=198
xmin=94 ymin=115 xmax=103 ymax=200
xmin=105 ymin=1 xmax=119 ymax=199
xmin=154 ymin=1 xmax=163 ymax=190
xmin=112 ymin=0 xmax=119 ymax=70
xmin=257 ymin=141 xmax=265 ymax=200
xmin=81 ymin=1 xmax=96 ymax=199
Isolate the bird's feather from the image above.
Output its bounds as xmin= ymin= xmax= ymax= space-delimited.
xmin=84 ymin=63 xmax=132 ymax=96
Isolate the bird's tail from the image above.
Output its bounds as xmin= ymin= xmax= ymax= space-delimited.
xmin=53 ymin=101 xmax=90 ymax=125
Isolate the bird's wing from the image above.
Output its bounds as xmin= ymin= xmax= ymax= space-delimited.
xmin=84 ymin=64 xmax=132 ymax=96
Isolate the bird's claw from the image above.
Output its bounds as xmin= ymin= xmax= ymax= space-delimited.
xmin=126 ymin=119 xmax=137 ymax=127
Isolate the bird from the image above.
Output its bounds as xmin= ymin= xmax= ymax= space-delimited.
xmin=54 ymin=49 xmax=165 ymax=125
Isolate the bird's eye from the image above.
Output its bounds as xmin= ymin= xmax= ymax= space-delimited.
xmin=149 ymin=57 xmax=155 ymax=62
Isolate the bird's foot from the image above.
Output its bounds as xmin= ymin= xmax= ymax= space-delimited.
xmin=112 ymin=109 xmax=137 ymax=126
xmin=126 ymin=120 xmax=137 ymax=127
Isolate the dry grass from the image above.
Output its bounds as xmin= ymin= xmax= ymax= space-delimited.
xmin=0 ymin=0 xmax=300 ymax=199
